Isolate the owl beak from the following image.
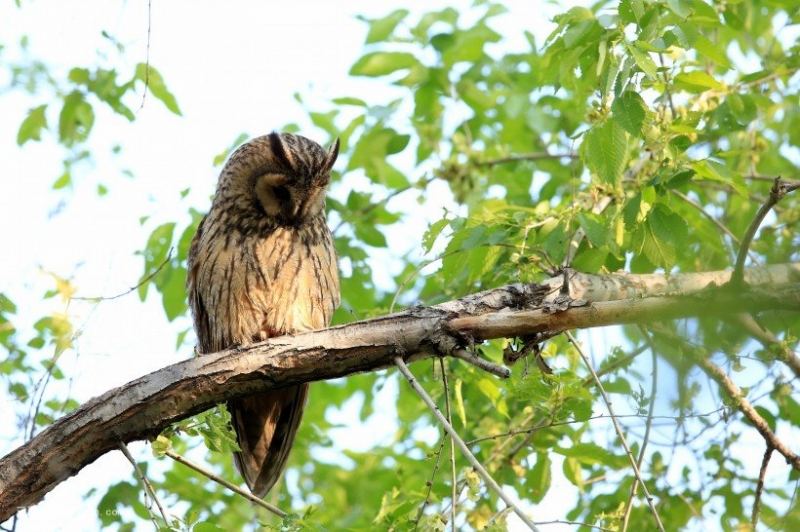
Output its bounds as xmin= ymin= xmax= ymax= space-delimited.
xmin=297 ymin=186 xmax=325 ymax=220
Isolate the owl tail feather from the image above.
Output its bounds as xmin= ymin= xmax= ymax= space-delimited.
xmin=229 ymin=384 xmax=309 ymax=498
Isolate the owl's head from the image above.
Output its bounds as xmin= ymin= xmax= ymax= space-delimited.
xmin=218 ymin=132 xmax=339 ymax=226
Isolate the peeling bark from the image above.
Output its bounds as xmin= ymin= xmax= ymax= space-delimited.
xmin=0 ymin=263 xmax=798 ymax=521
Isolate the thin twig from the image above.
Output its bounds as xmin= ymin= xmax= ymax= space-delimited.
xmin=439 ymin=359 xmax=458 ymax=531
xmin=745 ymin=173 xmax=799 ymax=183
xmin=163 ymin=449 xmax=287 ymax=518
xmin=622 ymin=328 xmax=659 ymax=531
xmin=582 ymin=343 xmax=649 ymax=387
xmin=118 ymin=442 xmax=170 ymax=527
xmin=566 ymin=332 xmax=666 ymax=532
xmin=752 ymin=445 xmax=774 ymax=528
xmin=413 ymin=428 xmax=447 ymax=531
xmin=658 ymin=53 xmax=677 ymax=118
xmin=533 ymin=520 xmax=615 ymax=531
xmin=479 ymin=153 xmax=579 ymax=167
xmin=74 ymin=248 xmax=174 ymax=302
xmin=696 ymin=357 xmax=800 ymax=471
xmin=389 ymin=250 xmax=459 ymax=313
xmin=394 ymin=356 xmax=541 ymax=531
xmin=671 ymin=189 xmax=751 ymax=259
xmin=732 ymin=177 xmax=799 ymax=285
xmin=138 ymin=0 xmax=152 ymax=111
xmin=465 ymin=410 xmax=726 ymax=446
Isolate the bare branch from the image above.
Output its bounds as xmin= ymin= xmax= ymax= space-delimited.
xmin=118 ymin=442 xmax=170 ymax=527
xmin=479 ymin=153 xmax=578 ymax=167
xmin=441 ymin=359 xmax=458 ymax=532
xmin=74 ymin=248 xmax=173 ymax=302
xmin=394 ymin=356 xmax=540 ymax=531
xmin=163 ymin=449 xmax=286 ymax=518
xmin=566 ymin=332 xmax=666 ymax=532
xmin=413 ymin=408 xmax=447 ymax=531
xmin=697 ymin=357 xmax=800 ymax=470
xmin=138 ymin=0 xmax=152 ymax=111
xmin=752 ymin=445 xmax=774 ymax=529
xmin=622 ymin=328 xmax=659 ymax=532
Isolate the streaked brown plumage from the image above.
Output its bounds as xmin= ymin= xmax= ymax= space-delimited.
xmin=187 ymin=132 xmax=340 ymax=497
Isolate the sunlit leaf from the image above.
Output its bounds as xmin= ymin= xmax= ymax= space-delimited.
xmin=17 ymin=104 xmax=48 ymax=145
xmin=135 ymin=63 xmax=182 ymax=115
xmin=349 ymin=52 xmax=421 ymax=77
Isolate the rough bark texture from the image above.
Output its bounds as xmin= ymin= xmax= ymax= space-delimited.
xmin=0 ymin=264 xmax=798 ymax=521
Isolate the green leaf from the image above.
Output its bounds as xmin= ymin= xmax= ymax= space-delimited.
xmin=349 ymin=52 xmax=420 ymax=77
xmin=584 ymin=119 xmax=628 ymax=185
xmin=139 ymin=222 xmax=176 ymax=301
xmin=52 ymin=168 xmax=72 ymax=190
xmin=58 ymin=91 xmax=95 ymax=146
xmin=667 ymin=0 xmax=693 ymax=18
xmin=577 ymin=212 xmax=611 ymax=248
xmin=17 ymin=104 xmax=48 ymax=145
xmin=135 ymin=63 xmax=182 ymax=115
xmin=692 ymin=160 xmax=748 ymax=197
xmin=362 ymin=9 xmax=409 ymax=44
xmin=355 ymin=224 xmax=387 ymax=248
xmin=673 ymin=71 xmax=724 ymax=92
xmin=213 ymin=133 xmax=249 ymax=166
xmin=612 ymin=91 xmax=647 ymax=136
xmin=454 ymin=378 xmax=467 ymax=427
xmin=529 ymin=453 xmax=552 ymax=503
xmin=422 ymin=218 xmax=449 ymax=253
xmin=151 ymin=435 xmax=171 ymax=458
xmin=627 ymin=43 xmax=658 ymax=79
xmin=562 ymin=457 xmax=584 ymax=491
xmin=331 ymin=96 xmax=367 ymax=107
xmin=161 ymin=266 xmax=188 ymax=321
xmin=673 ymin=24 xmax=730 ymax=69
xmin=192 ymin=523 xmax=224 ymax=532
xmin=643 ymin=204 xmax=688 ymax=270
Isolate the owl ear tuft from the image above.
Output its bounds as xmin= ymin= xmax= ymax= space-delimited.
xmin=325 ymin=138 xmax=340 ymax=174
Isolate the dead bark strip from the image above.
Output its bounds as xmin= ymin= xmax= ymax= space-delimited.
xmin=0 ymin=263 xmax=798 ymax=521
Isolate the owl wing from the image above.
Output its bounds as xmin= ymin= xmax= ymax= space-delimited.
xmin=187 ymin=215 xmax=339 ymax=498
xmin=187 ymin=216 xmax=212 ymax=352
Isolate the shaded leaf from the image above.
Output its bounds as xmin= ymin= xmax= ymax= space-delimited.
xmin=584 ymin=119 xmax=628 ymax=184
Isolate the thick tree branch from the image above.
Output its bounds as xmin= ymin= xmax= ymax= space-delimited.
xmin=0 ymin=264 xmax=798 ymax=521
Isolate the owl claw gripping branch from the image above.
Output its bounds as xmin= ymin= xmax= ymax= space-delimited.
xmin=187 ymin=132 xmax=340 ymax=498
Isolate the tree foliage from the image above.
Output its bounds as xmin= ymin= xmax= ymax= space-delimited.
xmin=2 ymin=1 xmax=799 ymax=531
